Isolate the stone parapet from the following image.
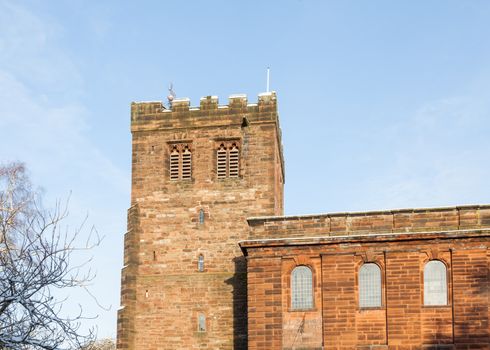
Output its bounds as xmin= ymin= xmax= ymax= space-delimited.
xmin=130 ymin=92 xmax=279 ymax=133
xmin=247 ymin=204 xmax=490 ymax=240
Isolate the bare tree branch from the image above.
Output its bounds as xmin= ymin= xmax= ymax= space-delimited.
xmin=0 ymin=162 xmax=98 ymax=349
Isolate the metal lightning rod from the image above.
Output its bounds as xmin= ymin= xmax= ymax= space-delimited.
xmin=266 ymin=67 xmax=270 ymax=92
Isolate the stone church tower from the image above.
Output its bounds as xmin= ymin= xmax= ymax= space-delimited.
xmin=117 ymin=92 xmax=284 ymax=349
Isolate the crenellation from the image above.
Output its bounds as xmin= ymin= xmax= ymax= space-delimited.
xmin=228 ymin=94 xmax=248 ymax=113
xmin=131 ymin=101 xmax=164 ymax=119
xmin=131 ymin=92 xmax=279 ymax=131
xmin=199 ymin=95 xmax=219 ymax=110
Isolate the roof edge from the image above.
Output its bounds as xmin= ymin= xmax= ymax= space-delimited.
xmin=247 ymin=204 xmax=490 ymax=224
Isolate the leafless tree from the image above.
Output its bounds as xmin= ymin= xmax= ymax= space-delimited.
xmin=0 ymin=163 xmax=99 ymax=349
xmin=79 ymin=338 xmax=115 ymax=350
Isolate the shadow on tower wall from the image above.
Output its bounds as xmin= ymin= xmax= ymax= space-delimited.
xmin=225 ymin=256 xmax=248 ymax=350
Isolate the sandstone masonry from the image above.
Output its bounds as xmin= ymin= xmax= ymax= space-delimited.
xmin=241 ymin=206 xmax=490 ymax=350
xmin=117 ymin=91 xmax=490 ymax=350
xmin=117 ymin=92 xmax=284 ymax=350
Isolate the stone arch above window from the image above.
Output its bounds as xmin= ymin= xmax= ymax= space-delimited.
xmin=424 ymin=260 xmax=448 ymax=306
xmin=359 ymin=263 xmax=382 ymax=308
xmin=291 ymin=266 xmax=313 ymax=310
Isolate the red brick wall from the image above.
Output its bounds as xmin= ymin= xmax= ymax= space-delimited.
xmin=243 ymin=230 xmax=490 ymax=350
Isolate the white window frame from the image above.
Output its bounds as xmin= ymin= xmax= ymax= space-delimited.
xmin=291 ymin=266 xmax=313 ymax=310
xmin=359 ymin=263 xmax=382 ymax=308
xmin=424 ymin=260 xmax=448 ymax=306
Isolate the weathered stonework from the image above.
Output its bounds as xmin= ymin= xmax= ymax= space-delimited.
xmin=117 ymin=91 xmax=490 ymax=350
xmin=117 ymin=92 xmax=284 ymax=350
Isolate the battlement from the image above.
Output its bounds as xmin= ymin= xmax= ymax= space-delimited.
xmin=130 ymin=91 xmax=278 ymax=132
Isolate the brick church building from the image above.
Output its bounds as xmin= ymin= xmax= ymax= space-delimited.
xmin=117 ymin=92 xmax=490 ymax=350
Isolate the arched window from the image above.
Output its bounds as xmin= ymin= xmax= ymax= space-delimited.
xmin=359 ymin=263 xmax=382 ymax=308
xmin=169 ymin=143 xmax=192 ymax=181
xmin=291 ymin=266 xmax=313 ymax=310
xmin=199 ymin=209 xmax=205 ymax=224
xmin=228 ymin=144 xmax=240 ymax=178
xmin=216 ymin=142 xmax=240 ymax=179
xmin=169 ymin=146 xmax=180 ymax=180
xmin=424 ymin=260 xmax=447 ymax=306
xmin=181 ymin=146 xmax=192 ymax=180
xmin=198 ymin=313 xmax=206 ymax=332
xmin=198 ymin=254 xmax=204 ymax=272
xmin=216 ymin=144 xmax=227 ymax=179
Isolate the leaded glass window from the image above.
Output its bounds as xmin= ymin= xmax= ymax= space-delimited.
xmin=291 ymin=266 xmax=313 ymax=310
xmin=424 ymin=260 xmax=447 ymax=306
xmin=359 ymin=263 xmax=382 ymax=308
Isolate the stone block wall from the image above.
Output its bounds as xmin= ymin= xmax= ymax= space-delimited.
xmin=117 ymin=92 xmax=284 ymax=350
xmin=242 ymin=207 xmax=490 ymax=350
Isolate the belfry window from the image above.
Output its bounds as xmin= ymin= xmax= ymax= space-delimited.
xmin=170 ymin=146 xmax=180 ymax=180
xmin=291 ymin=266 xmax=313 ymax=310
xmin=228 ymin=144 xmax=239 ymax=177
xmin=216 ymin=142 xmax=240 ymax=179
xmin=424 ymin=260 xmax=447 ymax=306
xmin=182 ymin=146 xmax=192 ymax=180
xmin=169 ymin=143 xmax=192 ymax=181
xmin=359 ymin=263 xmax=382 ymax=308
xmin=217 ymin=144 xmax=227 ymax=178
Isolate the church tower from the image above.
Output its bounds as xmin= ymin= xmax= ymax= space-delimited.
xmin=117 ymin=92 xmax=284 ymax=349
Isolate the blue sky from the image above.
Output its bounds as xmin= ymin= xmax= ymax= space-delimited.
xmin=1 ymin=0 xmax=490 ymax=339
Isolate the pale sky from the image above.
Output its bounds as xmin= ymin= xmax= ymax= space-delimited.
xmin=1 ymin=0 xmax=490 ymax=339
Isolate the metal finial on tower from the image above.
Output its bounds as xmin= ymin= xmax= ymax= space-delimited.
xmin=167 ymin=83 xmax=176 ymax=107
xmin=266 ymin=67 xmax=270 ymax=92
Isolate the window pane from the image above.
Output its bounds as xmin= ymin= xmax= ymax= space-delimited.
xmin=359 ymin=263 xmax=382 ymax=307
xmin=198 ymin=314 xmax=206 ymax=332
xmin=424 ymin=260 xmax=447 ymax=306
xmin=291 ymin=266 xmax=313 ymax=310
xmin=198 ymin=254 xmax=204 ymax=272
